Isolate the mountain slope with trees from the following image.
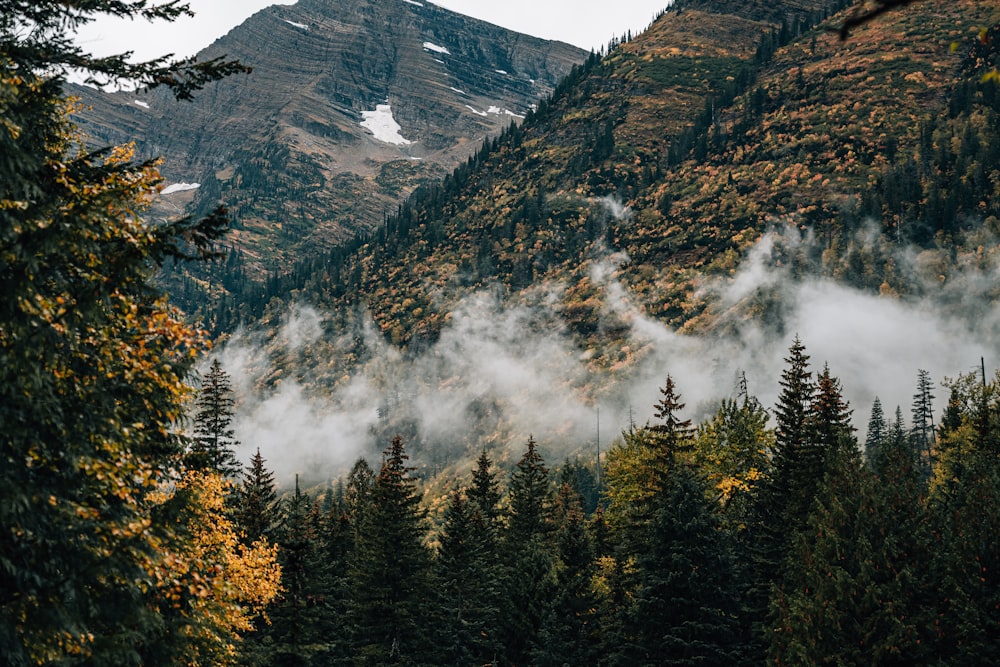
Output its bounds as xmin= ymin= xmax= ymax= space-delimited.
xmin=211 ymin=0 xmax=999 ymax=369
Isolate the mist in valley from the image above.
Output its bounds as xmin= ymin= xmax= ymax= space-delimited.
xmin=213 ymin=218 xmax=1000 ymax=487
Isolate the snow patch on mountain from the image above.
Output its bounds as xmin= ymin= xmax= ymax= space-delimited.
xmin=423 ymin=42 xmax=450 ymax=55
xmin=360 ymin=104 xmax=413 ymax=146
xmin=134 ymin=100 xmax=149 ymax=109
xmin=283 ymin=19 xmax=309 ymax=30
xmin=161 ymin=182 xmax=200 ymax=195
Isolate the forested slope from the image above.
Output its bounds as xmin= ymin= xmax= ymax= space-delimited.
xmin=208 ymin=0 xmax=1000 ymax=364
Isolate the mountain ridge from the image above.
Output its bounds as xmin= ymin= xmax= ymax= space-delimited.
xmin=71 ymin=0 xmax=587 ymax=270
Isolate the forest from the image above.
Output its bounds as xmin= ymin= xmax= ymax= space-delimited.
xmin=213 ymin=339 xmax=1000 ymax=666
xmin=2 ymin=0 xmax=999 ymax=665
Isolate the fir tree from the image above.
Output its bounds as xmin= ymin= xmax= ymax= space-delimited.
xmin=348 ymin=437 xmax=434 ymax=665
xmin=0 ymin=3 xmax=247 ymax=661
xmin=435 ymin=490 xmax=501 ymax=666
xmin=534 ymin=483 xmax=601 ymax=666
xmin=189 ymin=358 xmax=242 ymax=478
xmin=808 ymin=362 xmax=854 ymax=453
xmin=865 ymin=396 xmax=889 ymax=471
xmin=498 ymin=435 xmax=555 ymax=666
xmin=910 ymin=368 xmax=936 ymax=475
xmin=628 ymin=466 xmax=742 ymax=666
xmin=650 ymin=374 xmax=694 ymax=465
xmin=236 ymin=447 xmax=278 ymax=546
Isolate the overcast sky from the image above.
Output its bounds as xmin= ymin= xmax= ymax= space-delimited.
xmin=73 ymin=0 xmax=671 ymax=61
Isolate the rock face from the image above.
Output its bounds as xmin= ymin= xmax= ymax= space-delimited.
xmin=72 ymin=0 xmax=586 ymax=268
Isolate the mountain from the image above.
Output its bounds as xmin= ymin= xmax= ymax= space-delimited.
xmin=70 ymin=0 xmax=587 ymax=271
xmin=221 ymin=0 xmax=1000 ymax=352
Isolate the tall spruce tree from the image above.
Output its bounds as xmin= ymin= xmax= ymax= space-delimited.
xmin=236 ymin=447 xmax=279 ymax=546
xmin=0 ymin=3 xmax=251 ymax=662
xmin=348 ymin=437 xmax=434 ymax=665
xmin=499 ymin=435 xmax=556 ymax=666
xmin=435 ymin=490 xmax=501 ymax=666
xmin=627 ymin=466 xmax=743 ymax=666
xmin=534 ymin=484 xmax=601 ymax=667
xmin=865 ymin=396 xmax=889 ymax=471
xmin=910 ymin=368 xmax=936 ymax=476
xmin=189 ymin=358 xmax=242 ymax=477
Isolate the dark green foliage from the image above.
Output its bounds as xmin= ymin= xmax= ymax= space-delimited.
xmin=498 ymin=436 xmax=556 ymax=666
xmin=533 ymin=484 xmax=601 ymax=667
xmin=1 ymin=2 xmax=244 ymax=662
xmin=435 ymin=490 xmax=502 ymax=666
xmin=236 ymin=447 xmax=279 ymax=546
xmin=348 ymin=437 xmax=434 ymax=665
xmin=189 ymin=358 xmax=242 ymax=477
xmin=627 ymin=466 xmax=743 ymax=666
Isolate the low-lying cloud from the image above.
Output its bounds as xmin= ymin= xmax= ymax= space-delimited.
xmin=213 ymin=225 xmax=999 ymax=486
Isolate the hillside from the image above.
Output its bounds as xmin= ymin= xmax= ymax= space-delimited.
xmin=70 ymin=0 xmax=586 ymax=273
xmin=216 ymin=0 xmax=1000 ymax=350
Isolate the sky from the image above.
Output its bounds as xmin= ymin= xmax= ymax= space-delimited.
xmin=73 ymin=0 xmax=671 ymax=61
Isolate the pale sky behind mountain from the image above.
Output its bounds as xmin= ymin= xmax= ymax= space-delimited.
xmin=73 ymin=0 xmax=671 ymax=61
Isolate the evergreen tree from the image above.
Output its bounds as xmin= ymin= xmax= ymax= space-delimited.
xmin=189 ymin=358 xmax=242 ymax=477
xmin=772 ymin=440 xmax=929 ymax=665
xmin=808 ymin=362 xmax=854 ymax=453
xmin=236 ymin=447 xmax=279 ymax=546
xmin=498 ymin=435 xmax=556 ymax=666
xmin=747 ymin=337 xmax=819 ymax=661
xmin=348 ymin=437 xmax=434 ymax=665
xmin=910 ymin=368 xmax=936 ymax=475
xmin=468 ymin=448 xmax=503 ymax=529
xmin=534 ymin=484 xmax=601 ymax=667
xmin=269 ymin=476 xmax=324 ymax=666
xmin=865 ymin=396 xmax=889 ymax=471
xmin=774 ymin=336 xmax=815 ymax=452
xmin=650 ymin=374 xmax=694 ymax=465
xmin=435 ymin=490 xmax=501 ymax=666
xmin=627 ymin=466 xmax=742 ymax=666
xmin=0 ymin=3 xmax=248 ymax=662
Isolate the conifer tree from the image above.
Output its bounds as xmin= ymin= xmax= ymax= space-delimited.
xmin=534 ymin=484 xmax=601 ymax=667
xmin=650 ymin=374 xmax=694 ymax=466
xmin=236 ymin=447 xmax=278 ymax=546
xmin=189 ymin=358 xmax=242 ymax=477
xmin=0 ymin=3 xmax=248 ymax=662
xmin=468 ymin=448 xmax=503 ymax=529
xmin=808 ymin=362 xmax=854 ymax=452
xmin=435 ymin=490 xmax=501 ymax=666
xmin=498 ymin=435 xmax=556 ymax=666
xmin=910 ymin=368 xmax=936 ymax=475
xmin=865 ymin=396 xmax=889 ymax=470
xmin=268 ymin=476 xmax=324 ymax=665
xmin=627 ymin=466 xmax=742 ymax=666
xmin=348 ymin=437 xmax=434 ymax=665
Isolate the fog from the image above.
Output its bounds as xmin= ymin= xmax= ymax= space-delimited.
xmin=212 ymin=223 xmax=999 ymax=486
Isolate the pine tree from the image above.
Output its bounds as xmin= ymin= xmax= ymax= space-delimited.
xmin=236 ymin=447 xmax=279 ymax=546
xmin=534 ymin=484 xmax=601 ymax=667
xmin=348 ymin=437 xmax=434 ymax=665
xmin=0 ymin=3 xmax=247 ymax=661
xmin=498 ymin=435 xmax=556 ymax=666
xmin=628 ymin=466 xmax=742 ymax=666
xmin=189 ymin=358 xmax=242 ymax=478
